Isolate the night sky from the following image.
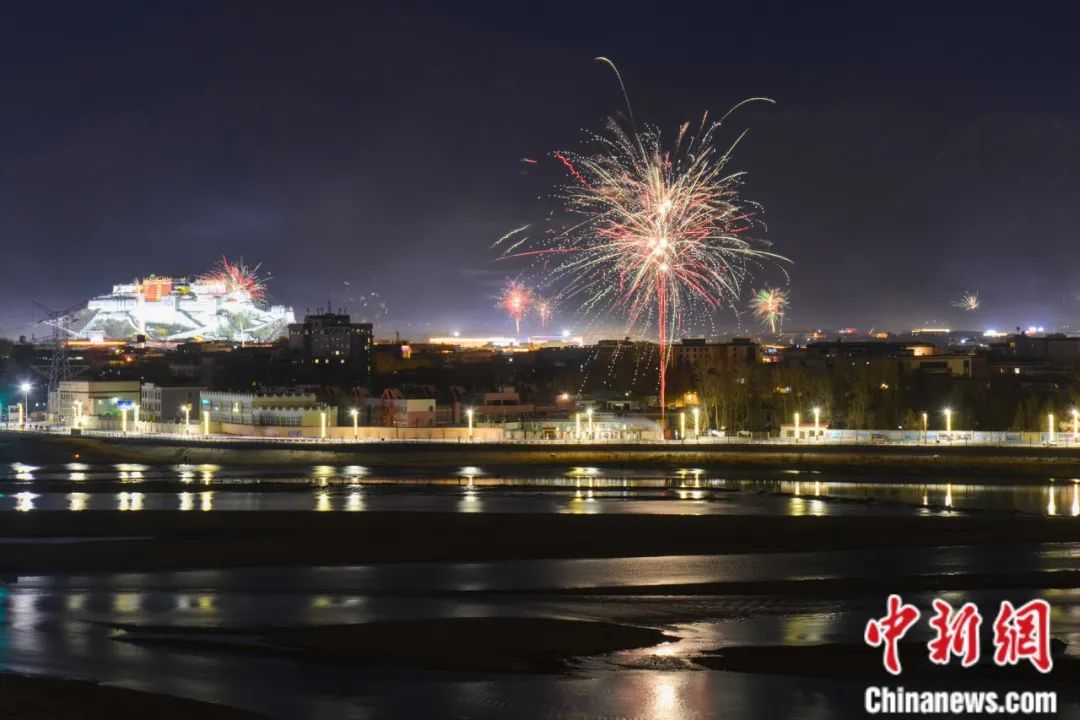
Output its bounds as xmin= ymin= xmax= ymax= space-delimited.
xmin=4 ymin=1 xmax=1080 ymax=339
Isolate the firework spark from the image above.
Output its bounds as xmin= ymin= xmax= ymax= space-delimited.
xmin=499 ymin=280 xmax=533 ymax=336
xmin=499 ymin=58 xmax=787 ymax=416
xmin=200 ymin=256 xmax=269 ymax=303
xmin=750 ymin=287 xmax=789 ymax=332
xmin=953 ymin=291 xmax=980 ymax=311
xmin=535 ymin=298 xmax=553 ymax=329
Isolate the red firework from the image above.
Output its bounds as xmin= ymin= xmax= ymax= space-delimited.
xmin=200 ymin=256 xmax=269 ymax=303
xmin=499 ymin=280 xmax=533 ymax=336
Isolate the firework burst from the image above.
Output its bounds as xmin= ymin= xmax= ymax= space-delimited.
xmin=535 ymin=298 xmax=553 ymax=329
xmin=200 ymin=256 xmax=269 ymax=303
xmin=750 ymin=287 xmax=789 ymax=332
xmin=953 ymin=291 xmax=980 ymax=311
xmin=497 ymin=58 xmax=787 ymax=415
xmin=499 ymin=280 xmax=533 ymax=336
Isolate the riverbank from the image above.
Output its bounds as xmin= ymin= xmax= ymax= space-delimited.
xmin=113 ymin=618 xmax=671 ymax=673
xmin=0 ymin=673 xmax=266 ymax=719
xmin=5 ymin=430 xmax=1080 ymax=477
xmin=0 ymin=512 xmax=1077 ymax=573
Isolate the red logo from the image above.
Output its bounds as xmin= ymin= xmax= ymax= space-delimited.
xmin=866 ymin=596 xmax=1053 ymax=674
xmin=865 ymin=594 xmax=921 ymax=675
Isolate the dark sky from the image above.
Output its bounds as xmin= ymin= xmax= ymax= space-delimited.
xmin=4 ymin=1 xmax=1080 ymax=339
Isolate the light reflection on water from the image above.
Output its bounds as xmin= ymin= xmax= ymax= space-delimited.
xmin=0 ymin=463 xmax=1078 ymax=517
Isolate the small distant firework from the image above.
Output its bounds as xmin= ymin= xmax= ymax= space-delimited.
xmin=496 ymin=58 xmax=787 ymax=415
xmin=536 ymin=299 xmax=553 ymax=329
xmin=953 ymin=291 xmax=980 ymax=311
xmin=200 ymin=256 xmax=269 ymax=303
xmin=499 ymin=280 xmax=533 ymax=336
xmin=749 ymin=287 xmax=789 ymax=332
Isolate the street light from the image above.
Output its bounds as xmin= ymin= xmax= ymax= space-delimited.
xmin=1073 ymin=409 xmax=1079 ymax=440
xmin=813 ymin=406 xmax=821 ymax=440
xmin=183 ymin=404 xmax=191 ymax=433
xmin=692 ymin=406 xmax=700 ymax=438
xmin=587 ymin=407 xmax=594 ymax=437
xmin=121 ymin=407 xmax=128 ymax=434
xmin=944 ymin=408 xmax=952 ymax=434
xmin=1048 ymin=413 xmax=1055 ymax=445
xmin=19 ymin=381 xmax=31 ymax=427
xmin=203 ymin=407 xmax=210 ymax=436
xmin=350 ymin=408 xmax=359 ymax=439
xmin=679 ymin=411 xmax=686 ymax=441
xmin=320 ymin=411 xmax=327 ymax=440
xmin=466 ymin=407 xmax=474 ymax=439
xmin=575 ymin=412 xmax=581 ymax=439
xmin=794 ymin=411 xmax=800 ymax=442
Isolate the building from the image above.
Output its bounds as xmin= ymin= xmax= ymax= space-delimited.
xmin=140 ymin=384 xmax=204 ymax=423
xmin=288 ymin=309 xmax=373 ymax=379
xmin=673 ymin=338 xmax=760 ymax=370
xmin=54 ymin=380 xmax=141 ymax=422
xmin=200 ymin=391 xmax=336 ymax=430
xmin=68 ymin=269 xmax=294 ymax=342
xmin=361 ymin=386 xmax=455 ymax=428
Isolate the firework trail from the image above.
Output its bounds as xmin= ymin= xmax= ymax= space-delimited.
xmin=953 ymin=291 xmax=980 ymax=311
xmin=750 ymin=287 xmax=789 ymax=333
xmin=498 ymin=58 xmax=787 ymax=417
xmin=536 ymin=299 xmax=553 ymax=329
xmin=200 ymin=256 xmax=269 ymax=303
xmin=499 ymin=280 xmax=533 ymax=336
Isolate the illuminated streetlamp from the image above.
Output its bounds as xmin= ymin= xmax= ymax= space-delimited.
xmin=794 ymin=411 xmax=801 ymax=441
xmin=120 ymin=407 xmax=128 ymax=434
xmin=679 ymin=411 xmax=686 ymax=441
xmin=692 ymin=407 xmax=700 ymax=438
xmin=466 ymin=407 xmax=474 ymax=439
xmin=350 ymin=408 xmax=359 ymax=439
xmin=944 ymin=408 xmax=952 ymax=434
xmin=813 ymin=406 xmax=821 ymax=440
xmin=320 ymin=411 xmax=327 ymax=440
xmin=203 ymin=408 xmax=210 ymax=436
xmin=1072 ymin=408 xmax=1079 ymax=440
xmin=1048 ymin=413 xmax=1055 ymax=445
xmin=19 ymin=381 xmax=31 ymax=427
xmin=587 ymin=407 xmax=594 ymax=437
xmin=183 ymin=404 xmax=191 ymax=433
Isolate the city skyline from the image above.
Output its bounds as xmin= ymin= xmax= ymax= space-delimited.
xmin=4 ymin=3 xmax=1080 ymax=337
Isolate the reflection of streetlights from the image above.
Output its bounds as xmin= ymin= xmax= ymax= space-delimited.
xmin=350 ymin=408 xmax=359 ymax=439
xmin=466 ymin=407 xmax=474 ymax=439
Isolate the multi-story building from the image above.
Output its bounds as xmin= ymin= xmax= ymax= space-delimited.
xmin=288 ymin=309 xmax=373 ymax=379
xmin=673 ymin=338 xmax=760 ymax=370
xmin=200 ymin=390 xmax=336 ymax=429
xmin=140 ymin=383 xmax=204 ymax=423
xmin=54 ymin=380 xmax=141 ymax=422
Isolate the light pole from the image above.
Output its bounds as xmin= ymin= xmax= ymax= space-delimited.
xmin=19 ymin=381 xmax=31 ymax=427
xmin=466 ymin=407 xmax=474 ymax=440
xmin=793 ymin=411 xmax=800 ymax=442
xmin=692 ymin=406 xmax=700 ymax=439
xmin=813 ymin=406 xmax=821 ymax=440
xmin=679 ymin=411 xmax=686 ymax=441
xmin=350 ymin=408 xmax=359 ymax=439
xmin=1048 ymin=413 xmax=1055 ymax=445
xmin=587 ymin=407 xmax=594 ymax=438
xmin=183 ymin=404 xmax=191 ymax=433
xmin=944 ymin=408 xmax=952 ymax=435
xmin=922 ymin=411 xmax=928 ymax=443
xmin=120 ymin=407 xmax=128 ymax=434
xmin=1073 ymin=409 xmax=1079 ymax=441
xmin=203 ymin=407 xmax=210 ymax=436
xmin=320 ymin=411 xmax=327 ymax=440
xmin=575 ymin=412 xmax=581 ymax=439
